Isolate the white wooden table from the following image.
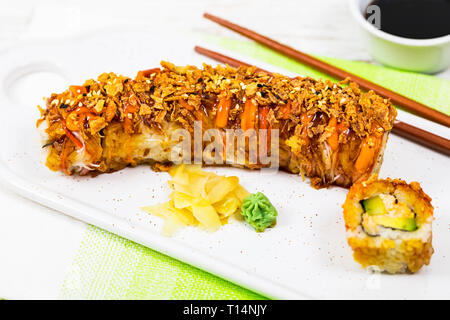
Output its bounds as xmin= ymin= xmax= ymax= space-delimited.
xmin=0 ymin=0 xmax=448 ymax=299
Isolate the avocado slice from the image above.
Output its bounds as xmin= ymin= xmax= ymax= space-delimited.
xmin=372 ymin=216 xmax=417 ymax=231
xmin=361 ymin=196 xmax=388 ymax=216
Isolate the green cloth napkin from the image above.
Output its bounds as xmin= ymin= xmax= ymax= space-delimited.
xmin=61 ymin=226 xmax=264 ymax=299
xmin=60 ymin=37 xmax=450 ymax=300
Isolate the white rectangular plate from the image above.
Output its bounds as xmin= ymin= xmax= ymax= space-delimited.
xmin=0 ymin=27 xmax=449 ymax=299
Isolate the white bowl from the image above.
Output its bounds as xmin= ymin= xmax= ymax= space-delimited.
xmin=349 ymin=0 xmax=450 ymax=74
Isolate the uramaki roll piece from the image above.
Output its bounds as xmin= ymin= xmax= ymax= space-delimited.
xmin=343 ymin=176 xmax=434 ymax=273
xmin=37 ymin=62 xmax=396 ymax=188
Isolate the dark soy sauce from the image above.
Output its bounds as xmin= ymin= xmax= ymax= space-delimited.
xmin=365 ymin=0 xmax=450 ymax=39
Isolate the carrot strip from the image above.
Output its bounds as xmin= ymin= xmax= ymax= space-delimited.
xmin=337 ymin=121 xmax=349 ymax=135
xmin=355 ymin=136 xmax=377 ymax=173
xmin=65 ymin=113 xmax=79 ymax=131
xmin=69 ymin=85 xmax=87 ymax=97
xmin=64 ymin=127 xmax=84 ymax=149
xmin=72 ymin=106 xmax=91 ymax=114
xmin=136 ymin=68 xmax=160 ymax=80
xmin=279 ymin=101 xmax=291 ymax=119
xmin=180 ymin=99 xmax=194 ymax=111
xmin=123 ymin=117 xmax=134 ymax=134
xmin=301 ymin=113 xmax=313 ymax=125
xmin=299 ymin=113 xmax=314 ymax=146
xmin=327 ymin=116 xmax=339 ymax=151
xmin=124 ymin=95 xmax=140 ymax=113
xmin=259 ymin=106 xmax=271 ymax=152
xmin=60 ymin=138 xmax=71 ymax=175
xmin=259 ymin=106 xmax=269 ymax=130
xmin=123 ymin=96 xmax=139 ymax=133
xmin=66 ymin=107 xmax=98 ymax=131
xmin=300 ymin=113 xmax=313 ymax=135
xmin=215 ymin=97 xmax=232 ymax=127
xmin=241 ymin=98 xmax=257 ymax=131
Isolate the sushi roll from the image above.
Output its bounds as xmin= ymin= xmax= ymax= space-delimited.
xmin=37 ymin=61 xmax=396 ymax=188
xmin=343 ymin=175 xmax=434 ymax=273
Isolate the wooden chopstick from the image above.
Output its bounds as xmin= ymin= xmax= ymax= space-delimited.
xmin=391 ymin=121 xmax=450 ymax=155
xmin=203 ymin=13 xmax=450 ymax=128
xmin=195 ymin=46 xmax=270 ymax=73
xmin=194 ymin=46 xmax=450 ymax=156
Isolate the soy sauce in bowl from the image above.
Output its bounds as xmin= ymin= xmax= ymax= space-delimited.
xmin=365 ymin=0 xmax=450 ymax=39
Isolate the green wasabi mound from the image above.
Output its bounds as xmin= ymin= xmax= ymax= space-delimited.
xmin=241 ymin=192 xmax=278 ymax=232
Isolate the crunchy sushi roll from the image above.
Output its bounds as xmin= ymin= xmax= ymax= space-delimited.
xmin=37 ymin=61 xmax=396 ymax=188
xmin=343 ymin=176 xmax=434 ymax=273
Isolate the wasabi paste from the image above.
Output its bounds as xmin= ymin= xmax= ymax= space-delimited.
xmin=241 ymin=192 xmax=278 ymax=232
